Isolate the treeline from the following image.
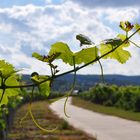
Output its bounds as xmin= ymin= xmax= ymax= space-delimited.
xmin=22 ymin=74 xmax=140 ymax=92
xmin=79 ymin=84 xmax=140 ymax=112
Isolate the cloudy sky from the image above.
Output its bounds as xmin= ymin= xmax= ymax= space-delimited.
xmin=0 ymin=0 xmax=140 ymax=75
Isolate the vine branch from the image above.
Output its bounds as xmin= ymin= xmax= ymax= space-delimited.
xmin=2 ymin=27 xmax=140 ymax=90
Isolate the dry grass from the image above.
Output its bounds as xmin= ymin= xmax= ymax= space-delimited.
xmin=8 ymin=101 xmax=95 ymax=140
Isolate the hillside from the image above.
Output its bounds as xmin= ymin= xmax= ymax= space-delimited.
xmin=21 ymin=74 xmax=140 ymax=91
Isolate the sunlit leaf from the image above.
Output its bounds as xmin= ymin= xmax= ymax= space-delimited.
xmin=49 ymin=42 xmax=74 ymax=65
xmin=75 ymin=47 xmax=98 ymax=64
xmin=32 ymin=52 xmax=60 ymax=63
xmin=31 ymin=73 xmax=51 ymax=97
xmin=120 ymin=21 xmax=133 ymax=32
xmin=134 ymin=23 xmax=140 ymax=34
xmin=0 ymin=60 xmax=16 ymax=78
xmin=0 ymin=61 xmax=20 ymax=106
xmin=100 ymin=43 xmax=131 ymax=63
xmin=31 ymin=72 xmax=40 ymax=83
xmin=0 ymin=76 xmax=20 ymax=106
xmin=50 ymin=42 xmax=98 ymax=65
xmin=117 ymin=34 xmax=130 ymax=47
xmin=38 ymin=81 xmax=50 ymax=97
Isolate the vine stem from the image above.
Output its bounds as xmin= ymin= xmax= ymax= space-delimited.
xmin=129 ymin=40 xmax=140 ymax=48
xmin=2 ymin=27 xmax=140 ymax=90
xmin=0 ymin=77 xmax=6 ymax=104
xmin=28 ymin=86 xmax=58 ymax=132
xmin=98 ymin=59 xmax=104 ymax=83
xmin=64 ymin=56 xmax=76 ymax=118
xmin=0 ymin=89 xmax=5 ymax=104
xmin=29 ymin=107 xmax=58 ymax=132
xmin=49 ymin=62 xmax=54 ymax=76
xmin=19 ymin=86 xmax=35 ymax=127
xmin=19 ymin=110 xmax=29 ymax=128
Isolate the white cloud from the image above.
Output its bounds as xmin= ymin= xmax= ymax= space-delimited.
xmin=0 ymin=1 xmax=139 ymax=75
xmin=104 ymin=8 xmax=140 ymax=23
xmin=0 ymin=22 xmax=12 ymax=32
xmin=45 ymin=0 xmax=52 ymax=4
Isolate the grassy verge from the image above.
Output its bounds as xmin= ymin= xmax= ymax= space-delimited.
xmin=8 ymin=101 xmax=95 ymax=140
xmin=72 ymin=97 xmax=140 ymax=122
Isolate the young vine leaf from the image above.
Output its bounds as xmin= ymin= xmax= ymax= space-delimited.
xmin=0 ymin=60 xmax=16 ymax=78
xmin=38 ymin=81 xmax=51 ymax=97
xmin=134 ymin=23 xmax=140 ymax=34
xmin=31 ymin=72 xmax=51 ymax=97
xmin=32 ymin=52 xmax=60 ymax=63
xmin=49 ymin=42 xmax=74 ymax=65
xmin=0 ymin=76 xmax=20 ymax=105
xmin=74 ymin=47 xmax=98 ymax=64
xmin=119 ymin=21 xmax=134 ymax=32
xmin=0 ymin=60 xmax=20 ymax=106
xmin=49 ymin=42 xmax=98 ymax=65
xmin=100 ymin=42 xmax=131 ymax=63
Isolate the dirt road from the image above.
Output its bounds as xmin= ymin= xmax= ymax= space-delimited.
xmin=50 ymin=97 xmax=140 ymax=140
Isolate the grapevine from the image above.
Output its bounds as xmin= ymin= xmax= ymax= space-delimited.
xmin=0 ymin=21 xmax=140 ymax=137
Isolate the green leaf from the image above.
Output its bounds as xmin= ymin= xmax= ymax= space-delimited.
xmin=75 ymin=47 xmax=98 ymax=64
xmin=49 ymin=42 xmax=74 ymax=65
xmin=100 ymin=44 xmax=131 ymax=63
xmin=31 ymin=73 xmax=49 ymax=84
xmin=104 ymin=38 xmax=122 ymax=46
xmin=0 ymin=60 xmax=20 ymax=106
xmin=32 ymin=52 xmax=44 ymax=61
xmin=103 ymin=37 xmax=130 ymax=48
xmin=0 ymin=76 xmax=20 ymax=106
xmin=0 ymin=60 xmax=16 ymax=78
xmin=117 ymin=34 xmax=126 ymax=41
xmin=134 ymin=23 xmax=140 ymax=34
xmin=31 ymin=72 xmax=40 ymax=83
xmin=31 ymin=73 xmax=51 ymax=97
xmin=32 ymin=52 xmax=60 ymax=63
xmin=117 ymin=34 xmax=130 ymax=47
xmin=120 ymin=21 xmax=133 ymax=32
xmin=38 ymin=81 xmax=50 ymax=97
xmin=49 ymin=42 xmax=99 ymax=65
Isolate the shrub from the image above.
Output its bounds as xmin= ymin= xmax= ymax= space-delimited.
xmin=78 ymin=84 xmax=140 ymax=112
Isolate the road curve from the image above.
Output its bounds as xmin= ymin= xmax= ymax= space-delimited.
xmin=50 ymin=97 xmax=140 ymax=140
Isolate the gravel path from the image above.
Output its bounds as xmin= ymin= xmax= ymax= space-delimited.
xmin=50 ymin=97 xmax=140 ymax=140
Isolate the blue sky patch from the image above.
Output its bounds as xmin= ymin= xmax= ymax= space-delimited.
xmin=0 ymin=0 xmax=45 ymax=8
